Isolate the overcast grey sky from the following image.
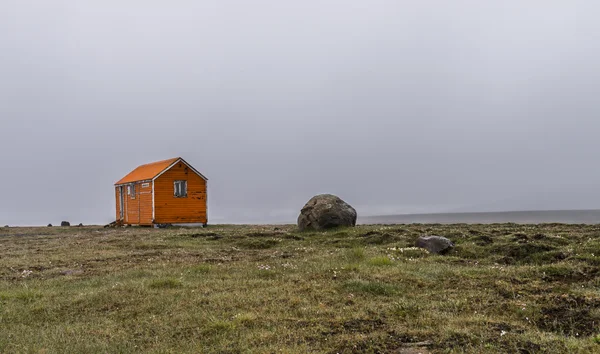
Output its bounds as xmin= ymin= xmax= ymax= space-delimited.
xmin=2 ymin=1 xmax=600 ymax=225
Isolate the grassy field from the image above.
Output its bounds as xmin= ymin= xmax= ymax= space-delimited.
xmin=1 ymin=223 xmax=599 ymax=353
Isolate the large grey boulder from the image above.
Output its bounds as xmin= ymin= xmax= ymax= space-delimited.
xmin=416 ymin=236 xmax=455 ymax=254
xmin=61 ymin=221 xmax=70 ymax=227
xmin=298 ymin=194 xmax=357 ymax=231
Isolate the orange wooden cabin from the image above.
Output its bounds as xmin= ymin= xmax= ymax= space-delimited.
xmin=114 ymin=157 xmax=208 ymax=226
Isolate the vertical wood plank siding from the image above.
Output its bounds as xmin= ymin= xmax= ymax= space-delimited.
xmin=139 ymin=182 xmax=153 ymax=225
xmin=117 ymin=182 xmax=153 ymax=226
xmin=123 ymin=186 xmax=129 ymax=224
xmin=154 ymin=162 xmax=207 ymax=224
xmin=127 ymin=183 xmax=140 ymax=225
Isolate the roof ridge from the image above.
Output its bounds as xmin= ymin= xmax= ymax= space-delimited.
xmin=114 ymin=157 xmax=181 ymax=185
xmin=141 ymin=157 xmax=180 ymax=166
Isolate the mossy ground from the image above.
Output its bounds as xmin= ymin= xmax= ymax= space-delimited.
xmin=0 ymin=223 xmax=599 ymax=353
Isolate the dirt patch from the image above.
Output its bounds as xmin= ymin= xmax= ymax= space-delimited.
xmin=541 ymin=265 xmax=598 ymax=282
xmin=536 ymin=294 xmax=600 ymax=336
xmin=235 ymin=238 xmax=281 ymax=249
xmin=516 ymin=341 xmax=542 ymax=354
xmin=321 ymin=318 xmax=386 ymax=336
xmin=360 ymin=231 xmax=401 ymax=245
xmin=246 ymin=232 xmax=282 ymax=238
xmin=532 ymin=233 xmax=547 ymax=240
xmin=487 ymin=321 xmax=525 ymax=334
xmin=493 ymin=243 xmax=557 ymax=264
xmin=190 ymin=232 xmax=223 ymax=240
xmin=283 ymin=234 xmax=304 ymax=240
xmin=474 ymin=235 xmax=494 ymax=245
xmin=512 ymin=233 xmax=529 ymax=243
xmin=342 ymin=318 xmax=385 ymax=333
xmin=330 ymin=331 xmax=431 ymax=354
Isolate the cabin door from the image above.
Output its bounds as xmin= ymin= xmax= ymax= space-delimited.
xmin=119 ymin=186 xmax=124 ymax=220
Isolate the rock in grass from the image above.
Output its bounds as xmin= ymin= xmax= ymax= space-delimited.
xmin=297 ymin=194 xmax=357 ymax=231
xmin=61 ymin=221 xmax=70 ymax=227
xmin=77 ymin=223 xmax=84 ymax=227
xmin=3 ymin=225 xmax=8 ymax=228
xmin=47 ymin=224 xmax=53 ymax=227
xmin=416 ymin=236 xmax=455 ymax=254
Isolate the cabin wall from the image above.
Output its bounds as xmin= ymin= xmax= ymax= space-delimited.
xmin=154 ymin=162 xmax=207 ymax=224
xmin=138 ymin=182 xmax=153 ymax=225
xmin=123 ymin=186 xmax=130 ymax=223
xmin=116 ymin=181 xmax=152 ymax=226
xmin=126 ymin=182 xmax=140 ymax=225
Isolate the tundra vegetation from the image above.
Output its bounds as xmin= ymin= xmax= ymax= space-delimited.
xmin=0 ymin=224 xmax=599 ymax=353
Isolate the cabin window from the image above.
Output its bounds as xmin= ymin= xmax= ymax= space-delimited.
xmin=129 ymin=183 xmax=136 ymax=199
xmin=174 ymin=180 xmax=187 ymax=197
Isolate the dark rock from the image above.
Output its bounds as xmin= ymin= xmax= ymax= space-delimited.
xmin=77 ymin=223 xmax=84 ymax=227
xmin=47 ymin=224 xmax=53 ymax=227
xmin=297 ymin=194 xmax=357 ymax=231
xmin=61 ymin=221 xmax=70 ymax=227
xmin=156 ymin=223 xmax=172 ymax=229
xmin=3 ymin=225 xmax=8 ymax=228
xmin=416 ymin=236 xmax=455 ymax=254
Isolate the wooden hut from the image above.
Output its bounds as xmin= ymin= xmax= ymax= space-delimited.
xmin=114 ymin=157 xmax=208 ymax=226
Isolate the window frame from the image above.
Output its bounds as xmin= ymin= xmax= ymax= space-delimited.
xmin=129 ymin=183 xmax=136 ymax=199
xmin=174 ymin=180 xmax=188 ymax=198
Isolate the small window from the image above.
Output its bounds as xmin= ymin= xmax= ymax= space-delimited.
xmin=129 ymin=183 xmax=136 ymax=199
xmin=174 ymin=180 xmax=187 ymax=197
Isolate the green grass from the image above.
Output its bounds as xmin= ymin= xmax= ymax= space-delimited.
xmin=368 ymin=256 xmax=394 ymax=266
xmin=148 ymin=278 xmax=183 ymax=289
xmin=1 ymin=223 xmax=600 ymax=353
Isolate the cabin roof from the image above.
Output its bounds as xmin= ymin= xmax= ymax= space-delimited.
xmin=115 ymin=157 xmax=207 ymax=185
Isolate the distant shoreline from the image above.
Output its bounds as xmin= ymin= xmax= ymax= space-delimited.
xmin=5 ymin=209 xmax=600 ymax=227
xmin=359 ymin=209 xmax=600 ymax=225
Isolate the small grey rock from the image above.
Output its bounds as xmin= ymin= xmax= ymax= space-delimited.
xmin=416 ymin=236 xmax=455 ymax=254
xmin=61 ymin=221 xmax=70 ymax=227
xmin=3 ymin=225 xmax=8 ymax=228
xmin=47 ymin=224 xmax=53 ymax=227
xmin=77 ymin=223 xmax=84 ymax=227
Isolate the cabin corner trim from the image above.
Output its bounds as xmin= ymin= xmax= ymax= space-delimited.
xmin=152 ymin=180 xmax=155 ymax=222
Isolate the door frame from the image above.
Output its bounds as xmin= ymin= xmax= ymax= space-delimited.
xmin=119 ymin=186 xmax=125 ymax=220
